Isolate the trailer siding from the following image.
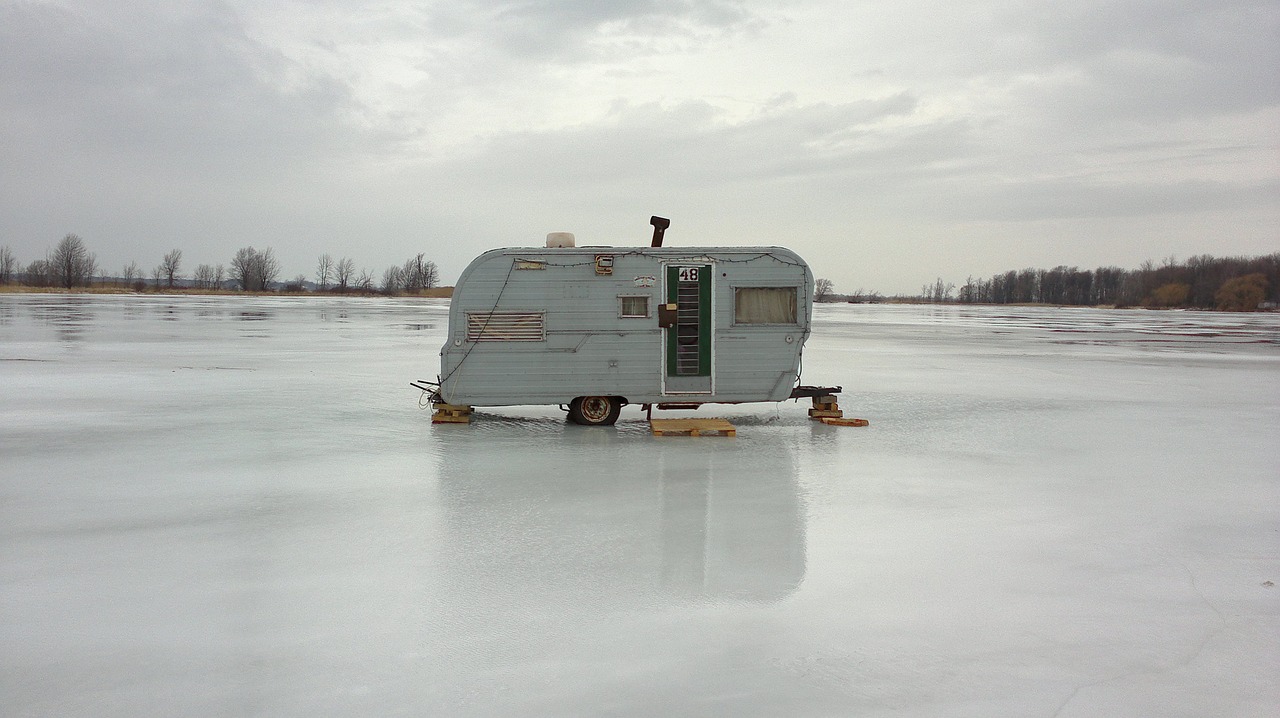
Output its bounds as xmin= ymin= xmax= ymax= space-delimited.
xmin=439 ymin=246 xmax=811 ymax=406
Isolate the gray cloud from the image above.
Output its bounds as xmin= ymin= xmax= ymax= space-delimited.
xmin=0 ymin=0 xmax=1276 ymax=294
xmin=443 ymin=92 xmax=926 ymax=188
xmin=0 ymin=2 xmax=366 ymax=168
xmin=999 ymin=0 xmax=1280 ymax=123
xmin=426 ymin=0 xmax=758 ymax=57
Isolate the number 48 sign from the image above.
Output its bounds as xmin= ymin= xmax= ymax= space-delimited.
xmin=677 ymin=267 xmax=700 ymax=282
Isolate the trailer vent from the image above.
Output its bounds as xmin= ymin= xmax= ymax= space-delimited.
xmin=466 ymin=311 xmax=546 ymax=342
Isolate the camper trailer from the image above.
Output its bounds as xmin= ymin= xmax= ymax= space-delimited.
xmin=427 ymin=219 xmax=834 ymax=425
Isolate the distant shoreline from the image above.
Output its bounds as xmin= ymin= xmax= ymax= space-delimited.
xmin=0 ymin=285 xmax=454 ymax=298
xmin=827 ymin=298 xmax=1275 ymax=313
xmin=3 ymin=286 xmax=1274 ymax=312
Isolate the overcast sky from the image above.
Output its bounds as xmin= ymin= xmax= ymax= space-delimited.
xmin=2 ymin=0 xmax=1277 ymax=293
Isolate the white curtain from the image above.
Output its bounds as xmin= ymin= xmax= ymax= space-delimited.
xmin=735 ymin=287 xmax=797 ymax=324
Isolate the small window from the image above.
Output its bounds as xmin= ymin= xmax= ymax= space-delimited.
xmin=619 ymin=295 xmax=650 ymax=318
xmin=735 ymin=287 xmax=798 ymax=324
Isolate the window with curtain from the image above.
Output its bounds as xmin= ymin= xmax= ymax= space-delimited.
xmin=619 ymin=295 xmax=649 ymax=318
xmin=734 ymin=287 xmax=798 ymax=324
xmin=737 ymin=287 xmax=793 ymax=325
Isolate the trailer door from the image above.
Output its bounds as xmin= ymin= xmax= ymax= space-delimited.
xmin=663 ymin=264 xmax=712 ymax=394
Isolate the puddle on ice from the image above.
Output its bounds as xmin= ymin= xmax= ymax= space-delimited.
xmin=1 ymin=294 xmax=1277 ymax=716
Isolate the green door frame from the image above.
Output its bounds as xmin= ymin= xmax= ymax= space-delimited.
xmin=665 ymin=264 xmax=712 ymax=391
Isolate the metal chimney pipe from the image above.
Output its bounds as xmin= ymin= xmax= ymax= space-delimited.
xmin=650 ymin=216 xmax=671 ymax=247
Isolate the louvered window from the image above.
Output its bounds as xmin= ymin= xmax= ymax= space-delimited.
xmin=466 ymin=311 xmax=545 ymax=341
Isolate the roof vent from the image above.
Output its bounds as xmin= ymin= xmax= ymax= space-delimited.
xmin=546 ymin=232 xmax=575 ymax=248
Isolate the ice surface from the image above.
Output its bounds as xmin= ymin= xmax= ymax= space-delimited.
xmin=2 ymin=295 xmax=1278 ymax=716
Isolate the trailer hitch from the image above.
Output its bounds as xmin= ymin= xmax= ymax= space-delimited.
xmin=789 ymin=385 xmax=843 ymax=399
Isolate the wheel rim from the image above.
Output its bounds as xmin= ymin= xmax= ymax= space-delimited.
xmin=580 ymin=397 xmax=611 ymax=422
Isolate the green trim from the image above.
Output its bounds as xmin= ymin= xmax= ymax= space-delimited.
xmin=697 ymin=268 xmax=711 ymax=375
xmin=666 ymin=266 xmax=679 ymax=376
xmin=665 ymin=264 xmax=711 ymax=377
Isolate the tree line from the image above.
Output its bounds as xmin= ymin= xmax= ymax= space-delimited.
xmin=918 ymin=253 xmax=1278 ymax=311
xmin=0 ymin=235 xmax=442 ymax=296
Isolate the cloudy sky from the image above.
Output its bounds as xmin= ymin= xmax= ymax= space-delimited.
xmin=2 ymin=0 xmax=1277 ymax=293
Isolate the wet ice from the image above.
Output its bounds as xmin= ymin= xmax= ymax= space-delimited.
xmin=2 ymin=295 xmax=1277 ymax=716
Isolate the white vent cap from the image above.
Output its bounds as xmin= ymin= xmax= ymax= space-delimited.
xmin=546 ymin=232 xmax=575 ymax=248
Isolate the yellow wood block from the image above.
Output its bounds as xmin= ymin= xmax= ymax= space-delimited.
xmin=808 ymin=408 xmax=844 ymax=419
xmin=432 ymin=404 xmax=473 ymax=424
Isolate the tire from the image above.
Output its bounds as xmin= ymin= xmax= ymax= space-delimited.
xmin=568 ymin=396 xmax=623 ymax=426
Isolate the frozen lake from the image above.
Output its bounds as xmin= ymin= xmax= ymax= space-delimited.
xmin=2 ymin=294 xmax=1278 ymax=716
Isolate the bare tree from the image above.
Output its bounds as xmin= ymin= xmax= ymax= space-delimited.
xmin=381 ymin=265 xmax=403 ymax=294
xmin=49 ymin=234 xmax=97 ymax=288
xmin=192 ymin=264 xmax=216 ymax=289
xmin=399 ymin=254 xmax=442 ymax=293
xmin=258 ymin=249 xmax=280 ymax=290
xmin=151 ymin=264 xmax=165 ymax=287
xmin=938 ymin=277 xmax=955 ymax=303
xmin=25 ymin=259 xmax=51 ymax=287
xmin=160 ymin=249 xmax=182 ymax=288
xmin=335 ymin=257 xmax=355 ymax=292
xmin=0 ymin=245 xmax=16 ymax=284
xmin=401 ymin=255 xmax=418 ymax=292
xmin=402 ymin=254 xmax=423 ymax=292
xmin=230 ymin=248 xmax=254 ymax=290
xmin=814 ymin=277 xmax=835 ymax=302
xmin=316 ymin=253 xmax=333 ymax=291
xmin=354 ymin=268 xmax=374 ymax=292
xmin=230 ymin=247 xmax=282 ymax=291
xmin=404 ymin=255 xmax=445 ymax=293
xmin=122 ymin=261 xmax=140 ymax=287
xmin=214 ymin=264 xmax=225 ymax=288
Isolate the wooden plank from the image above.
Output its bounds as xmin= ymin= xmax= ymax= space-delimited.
xmin=650 ymin=418 xmax=736 ymax=437
xmin=808 ymin=408 xmax=844 ymax=418
xmin=820 ymin=417 xmax=869 ymax=427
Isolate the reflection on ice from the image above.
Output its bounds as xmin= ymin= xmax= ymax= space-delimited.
xmin=27 ymin=294 xmax=93 ymax=341
xmin=436 ymin=426 xmax=804 ymax=604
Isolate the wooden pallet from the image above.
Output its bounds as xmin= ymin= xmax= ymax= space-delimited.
xmin=650 ymin=418 xmax=736 ymax=437
xmin=820 ymin=417 xmax=869 ymax=427
xmin=432 ymin=404 xmax=472 ymax=424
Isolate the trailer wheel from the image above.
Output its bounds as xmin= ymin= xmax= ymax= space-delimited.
xmin=569 ymin=396 xmax=622 ymax=426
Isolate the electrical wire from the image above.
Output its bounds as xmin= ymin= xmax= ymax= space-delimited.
xmin=436 ymin=257 xmax=518 ymax=391
xmin=436 ymin=247 xmax=813 ymax=399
